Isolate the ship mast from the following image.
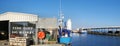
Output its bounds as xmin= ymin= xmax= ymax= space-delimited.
xmin=59 ymin=0 xmax=64 ymax=30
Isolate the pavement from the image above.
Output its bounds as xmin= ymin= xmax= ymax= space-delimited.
xmin=0 ymin=40 xmax=9 ymax=46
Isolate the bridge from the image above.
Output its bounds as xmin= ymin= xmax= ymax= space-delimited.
xmin=77 ymin=26 xmax=120 ymax=36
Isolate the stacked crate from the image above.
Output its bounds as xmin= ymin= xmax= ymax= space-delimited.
xmin=9 ymin=37 xmax=26 ymax=46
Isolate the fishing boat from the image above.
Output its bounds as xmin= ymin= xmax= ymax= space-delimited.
xmin=57 ymin=0 xmax=72 ymax=46
xmin=58 ymin=28 xmax=71 ymax=45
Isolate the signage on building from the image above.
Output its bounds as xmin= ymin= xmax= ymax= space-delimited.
xmin=11 ymin=26 xmax=34 ymax=34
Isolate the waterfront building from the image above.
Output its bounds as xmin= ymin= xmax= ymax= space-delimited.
xmin=0 ymin=12 xmax=58 ymax=46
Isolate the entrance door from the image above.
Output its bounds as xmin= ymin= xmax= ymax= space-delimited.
xmin=0 ymin=20 xmax=9 ymax=40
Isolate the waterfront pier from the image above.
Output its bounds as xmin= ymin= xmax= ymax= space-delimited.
xmin=82 ymin=26 xmax=120 ymax=36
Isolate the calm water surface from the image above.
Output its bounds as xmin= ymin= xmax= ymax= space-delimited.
xmin=71 ymin=33 xmax=120 ymax=46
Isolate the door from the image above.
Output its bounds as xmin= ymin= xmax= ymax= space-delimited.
xmin=0 ymin=20 xmax=9 ymax=40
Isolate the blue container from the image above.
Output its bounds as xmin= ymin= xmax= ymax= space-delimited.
xmin=59 ymin=37 xmax=71 ymax=44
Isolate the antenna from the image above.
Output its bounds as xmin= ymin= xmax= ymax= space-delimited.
xmin=60 ymin=0 xmax=61 ymax=14
xmin=59 ymin=0 xmax=64 ymax=19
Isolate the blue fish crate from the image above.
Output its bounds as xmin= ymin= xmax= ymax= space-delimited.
xmin=59 ymin=37 xmax=71 ymax=44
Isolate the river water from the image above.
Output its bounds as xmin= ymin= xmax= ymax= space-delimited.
xmin=71 ymin=33 xmax=120 ymax=46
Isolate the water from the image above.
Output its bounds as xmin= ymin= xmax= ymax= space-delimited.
xmin=72 ymin=33 xmax=120 ymax=46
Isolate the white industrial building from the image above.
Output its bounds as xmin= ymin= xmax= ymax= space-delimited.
xmin=0 ymin=12 xmax=58 ymax=46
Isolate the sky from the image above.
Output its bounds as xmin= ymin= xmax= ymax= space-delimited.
xmin=0 ymin=0 xmax=120 ymax=29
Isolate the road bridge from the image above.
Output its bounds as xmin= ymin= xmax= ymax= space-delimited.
xmin=80 ymin=26 xmax=120 ymax=36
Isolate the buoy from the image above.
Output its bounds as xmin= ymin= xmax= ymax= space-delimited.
xmin=38 ymin=31 xmax=45 ymax=39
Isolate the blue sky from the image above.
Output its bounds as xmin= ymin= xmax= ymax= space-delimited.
xmin=0 ymin=0 xmax=120 ymax=29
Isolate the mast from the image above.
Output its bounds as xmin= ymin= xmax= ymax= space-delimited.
xmin=59 ymin=0 xmax=64 ymax=31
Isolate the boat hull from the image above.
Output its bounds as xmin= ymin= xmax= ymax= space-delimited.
xmin=59 ymin=37 xmax=71 ymax=44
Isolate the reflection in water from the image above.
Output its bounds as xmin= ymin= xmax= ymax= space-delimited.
xmin=72 ymin=33 xmax=80 ymax=36
xmin=72 ymin=33 xmax=120 ymax=46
